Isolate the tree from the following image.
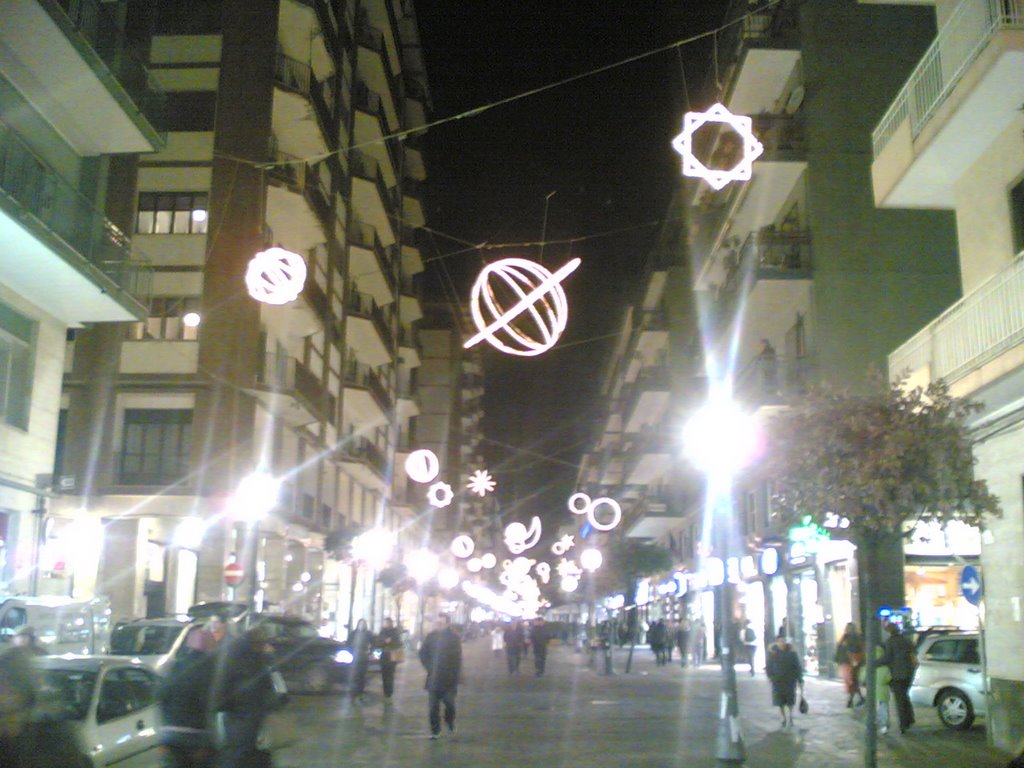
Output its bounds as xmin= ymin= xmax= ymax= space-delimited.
xmin=763 ymin=376 xmax=999 ymax=768
xmin=594 ymin=538 xmax=674 ymax=640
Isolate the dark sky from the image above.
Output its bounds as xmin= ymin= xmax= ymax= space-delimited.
xmin=415 ymin=1 xmax=724 ymax=527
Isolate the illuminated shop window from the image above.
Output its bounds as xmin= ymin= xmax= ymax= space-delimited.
xmin=136 ymin=192 xmax=209 ymax=234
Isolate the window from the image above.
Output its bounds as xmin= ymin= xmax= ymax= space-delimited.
xmin=925 ymin=638 xmax=959 ymax=662
xmin=119 ymin=409 xmax=193 ymax=485
xmin=136 ymin=192 xmax=209 ymax=234
xmin=1011 ymin=176 xmax=1024 ymax=254
xmin=0 ymin=302 xmax=35 ymax=430
xmin=97 ymin=668 xmax=158 ymax=723
xmin=126 ymin=296 xmax=201 ymax=340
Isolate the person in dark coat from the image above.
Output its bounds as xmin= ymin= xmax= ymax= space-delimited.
xmin=503 ymin=620 xmax=525 ymax=674
xmin=211 ymin=626 xmax=278 ymax=768
xmin=419 ymin=615 xmax=462 ymax=739
xmin=376 ymin=618 xmax=403 ymax=701
xmin=157 ymin=627 xmax=217 ymax=768
xmin=835 ymin=622 xmax=866 ymax=708
xmin=883 ymin=621 xmax=917 ymax=734
xmin=345 ymin=618 xmax=372 ymax=701
xmin=648 ymin=620 xmax=667 ymax=666
xmin=529 ymin=618 xmax=551 ymax=677
xmin=766 ymin=634 xmax=804 ymax=727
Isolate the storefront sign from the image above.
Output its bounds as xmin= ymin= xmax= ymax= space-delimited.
xmin=760 ymin=548 xmax=779 ymax=576
xmin=788 ymin=515 xmax=831 ymax=553
xmin=740 ymin=556 xmax=757 ymax=580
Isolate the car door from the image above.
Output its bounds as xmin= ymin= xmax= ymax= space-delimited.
xmin=954 ymin=638 xmax=986 ymax=713
xmin=93 ymin=666 xmax=162 ymax=767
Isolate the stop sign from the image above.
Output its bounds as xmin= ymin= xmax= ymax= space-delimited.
xmin=224 ymin=562 xmax=245 ymax=586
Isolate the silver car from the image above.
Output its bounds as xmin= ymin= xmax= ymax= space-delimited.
xmin=35 ymin=656 xmax=163 ymax=767
xmin=910 ymin=630 xmax=986 ymax=730
xmin=109 ymin=618 xmax=199 ymax=674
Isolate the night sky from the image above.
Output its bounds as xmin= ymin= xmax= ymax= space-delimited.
xmin=414 ymin=1 xmax=725 ymax=528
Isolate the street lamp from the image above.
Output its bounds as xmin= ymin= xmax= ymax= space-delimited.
xmin=232 ymin=471 xmax=281 ymax=624
xmin=683 ymin=389 xmax=760 ymax=766
xmin=351 ymin=528 xmax=394 ymax=627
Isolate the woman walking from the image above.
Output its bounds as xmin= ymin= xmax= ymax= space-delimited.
xmin=835 ymin=622 xmax=866 ymax=707
xmin=376 ymin=618 xmax=404 ymax=702
xmin=766 ymin=634 xmax=804 ymax=727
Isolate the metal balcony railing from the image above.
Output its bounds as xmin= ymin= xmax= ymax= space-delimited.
xmin=872 ymin=0 xmax=1024 ymax=157
xmin=257 ymin=353 xmax=335 ymax=422
xmin=736 ymin=353 xmax=815 ymax=407
xmin=338 ymin=435 xmax=387 ymax=476
xmin=889 ymin=250 xmax=1024 ymax=384
xmin=0 ymin=121 xmax=151 ymax=308
xmin=344 ymin=359 xmax=391 ymax=412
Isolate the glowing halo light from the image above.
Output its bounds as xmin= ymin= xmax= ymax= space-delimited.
xmin=480 ymin=553 xmax=497 ymax=569
xmin=682 ymin=390 xmax=761 ymax=476
xmin=437 ymin=567 xmax=460 ymax=590
xmin=504 ymin=516 xmax=542 ymax=554
xmin=560 ymin=575 xmax=580 ymax=593
xmin=173 ymin=516 xmax=207 ymax=549
xmin=245 ymin=247 xmax=307 ymax=305
xmin=464 ymin=257 xmax=581 ymax=357
xmin=671 ymin=102 xmax=764 ymax=191
xmin=351 ymin=528 xmax=394 ymax=569
xmin=466 ymin=469 xmax=496 ymax=497
xmin=567 ymin=493 xmax=591 ymax=515
xmin=467 ymin=557 xmax=483 ymax=573
xmin=450 ymin=534 xmax=475 ymax=559
xmin=405 ymin=548 xmax=439 ymax=583
xmin=405 ymin=449 xmax=440 ymax=484
xmin=580 ymin=548 xmax=603 ymax=572
xmin=427 ymin=481 xmax=454 ymax=508
xmin=182 ymin=312 xmax=202 ymax=328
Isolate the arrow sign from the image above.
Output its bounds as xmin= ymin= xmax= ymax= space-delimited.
xmin=960 ymin=565 xmax=983 ymax=606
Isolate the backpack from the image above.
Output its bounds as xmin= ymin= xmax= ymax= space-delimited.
xmin=742 ymin=627 xmax=755 ymax=643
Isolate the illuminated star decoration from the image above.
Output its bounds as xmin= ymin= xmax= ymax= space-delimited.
xmin=245 ymin=247 xmax=307 ymax=305
xmin=671 ymin=102 xmax=764 ymax=191
xmin=464 ymin=257 xmax=581 ymax=357
xmin=427 ymin=481 xmax=454 ymax=508
xmin=551 ymin=534 xmax=575 ymax=556
xmin=466 ymin=469 xmax=496 ymax=497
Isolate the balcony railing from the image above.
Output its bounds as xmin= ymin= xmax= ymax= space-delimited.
xmin=54 ymin=0 xmax=165 ymax=132
xmin=350 ymin=151 xmax=400 ymax=213
xmin=346 ymin=288 xmax=392 ymax=347
xmin=736 ymin=353 xmax=815 ymax=407
xmin=740 ymin=228 xmax=813 ymax=273
xmin=257 ymin=353 xmax=336 ymax=422
xmin=338 ymin=435 xmax=387 ymax=477
xmin=349 ymin=220 xmax=397 ymax=290
xmin=0 ymin=121 xmax=151 ymax=308
xmin=274 ymin=52 xmax=334 ymax=145
xmin=872 ymin=0 xmax=1024 ymax=157
xmin=267 ymin=138 xmax=332 ymax=223
xmin=889 ymin=250 xmax=1024 ymax=384
xmin=344 ymin=359 xmax=392 ymax=412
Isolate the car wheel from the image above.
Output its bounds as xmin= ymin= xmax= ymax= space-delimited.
xmin=303 ymin=664 xmax=331 ymax=694
xmin=936 ymin=687 xmax=974 ymax=730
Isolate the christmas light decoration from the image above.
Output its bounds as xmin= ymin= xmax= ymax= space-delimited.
xmin=566 ymin=492 xmax=622 ymax=532
xmin=480 ymin=553 xmax=497 ymax=569
xmin=671 ymin=103 xmax=763 ymax=191
xmin=551 ymin=534 xmax=575 ymax=556
xmin=451 ymin=534 xmax=475 ymax=559
xmin=427 ymin=481 xmax=454 ymax=508
xmin=466 ymin=469 xmax=496 ymax=497
xmin=535 ymin=562 xmax=551 ymax=584
xmin=405 ymin=449 xmax=440 ymax=484
xmin=504 ymin=516 xmax=542 ymax=554
xmin=245 ymin=247 xmax=307 ymax=305
xmin=560 ymin=575 xmax=579 ymax=593
xmin=465 ymin=257 xmax=581 ymax=357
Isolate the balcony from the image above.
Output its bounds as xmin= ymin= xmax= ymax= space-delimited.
xmin=348 ymin=220 xmax=396 ymax=303
xmin=335 ymin=435 xmax=387 ymax=489
xmin=889 ymin=251 xmax=1024 ymax=400
xmin=402 ymin=176 xmax=426 ymax=226
xmin=622 ymin=430 xmax=674 ymax=487
xmin=626 ymin=496 xmax=682 ymax=540
xmin=1 ymin=0 xmax=163 ymax=154
xmin=402 ymin=226 xmax=424 ymax=274
xmin=247 ymin=353 xmax=336 ymax=426
xmin=399 ymin=273 xmax=423 ymax=324
xmin=396 ymin=377 xmax=419 ymax=419
xmin=353 ymin=80 xmax=398 ymax=166
xmin=355 ymin=13 xmax=400 ymax=127
xmin=624 ymin=308 xmax=669 ymax=381
xmin=343 ymin=360 xmax=391 ymax=425
xmin=272 ymin=51 xmax=333 ymax=160
xmin=398 ymin=324 xmax=421 ymax=368
xmin=871 ymin=0 xmax=1024 ymax=208
xmin=623 ymin=366 xmax=671 ymax=435
xmin=0 ymin=121 xmax=151 ymax=323
xmin=350 ymin=151 xmax=398 ymax=246
xmin=736 ymin=353 xmax=814 ymax=410
xmin=345 ymin=289 xmax=392 ymax=366
xmin=265 ymin=140 xmax=330 ymax=252
xmin=719 ymin=0 xmax=801 ymax=115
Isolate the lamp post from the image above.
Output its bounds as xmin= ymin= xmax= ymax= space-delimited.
xmin=683 ymin=389 xmax=760 ymax=767
xmin=350 ymin=528 xmax=394 ymax=628
xmin=232 ymin=472 xmax=280 ymax=625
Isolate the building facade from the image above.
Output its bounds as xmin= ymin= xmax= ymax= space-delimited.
xmin=0 ymin=0 xmax=161 ymax=599
xmin=35 ymin=0 xmax=431 ymax=635
xmin=870 ymin=0 xmax=1024 ymax=749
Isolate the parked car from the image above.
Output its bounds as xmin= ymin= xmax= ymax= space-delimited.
xmin=0 ymin=595 xmax=111 ymax=654
xmin=910 ymin=630 xmax=986 ymax=730
xmin=35 ymin=655 xmax=162 ymax=767
xmin=108 ymin=618 xmax=200 ymax=674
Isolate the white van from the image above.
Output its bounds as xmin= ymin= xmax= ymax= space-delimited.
xmin=0 ymin=595 xmax=112 ymax=655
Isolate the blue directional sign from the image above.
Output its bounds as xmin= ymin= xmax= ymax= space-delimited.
xmin=960 ymin=565 xmax=983 ymax=606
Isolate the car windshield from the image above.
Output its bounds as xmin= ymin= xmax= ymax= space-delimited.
xmin=38 ymin=669 xmax=97 ymax=721
xmin=263 ymin=621 xmax=320 ymax=641
xmin=110 ymin=624 xmax=182 ymax=655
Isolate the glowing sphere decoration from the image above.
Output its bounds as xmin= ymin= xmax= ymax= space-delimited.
xmin=580 ymin=548 xmax=603 ymax=572
xmin=245 ymin=247 xmax=307 ymax=305
xmin=480 ymin=553 xmax=497 ymax=570
xmin=405 ymin=449 xmax=440 ymax=484
xmin=451 ymin=534 xmax=475 ymax=559
xmin=464 ymin=257 xmax=581 ymax=357
xmin=672 ymin=103 xmax=764 ymax=191
xmin=467 ymin=557 xmax=483 ymax=573
xmin=560 ymin=575 xmax=580 ymax=593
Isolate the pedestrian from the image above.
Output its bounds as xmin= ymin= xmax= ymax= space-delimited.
xmin=664 ymin=621 xmax=675 ymax=664
xmin=376 ymin=618 xmax=404 ymax=702
xmin=766 ymin=634 xmax=804 ymax=727
xmin=675 ymin=618 xmax=691 ymax=667
xmin=503 ymin=620 xmax=525 ymax=674
xmin=861 ymin=643 xmax=892 ymax=735
xmin=691 ymin=618 xmax=707 ymax=666
xmin=10 ymin=626 xmax=46 ymax=657
xmin=740 ymin=619 xmax=758 ymax=676
xmin=211 ymin=626 xmax=281 ymax=768
xmin=157 ymin=627 xmax=217 ymax=768
xmin=835 ymin=622 xmax=866 ymax=707
xmin=648 ymin=619 xmax=666 ymax=666
xmin=530 ymin=617 xmax=550 ymax=677
xmin=206 ymin=613 xmax=231 ymax=648
xmin=0 ymin=647 xmax=90 ymax=767
xmin=490 ymin=624 xmax=505 ymax=656
xmin=419 ymin=615 xmax=462 ymax=740
xmin=347 ymin=618 xmax=372 ymax=701
xmin=882 ymin=621 xmax=917 ymax=734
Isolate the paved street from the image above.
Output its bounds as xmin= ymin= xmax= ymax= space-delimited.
xmin=266 ymin=637 xmax=1009 ymax=768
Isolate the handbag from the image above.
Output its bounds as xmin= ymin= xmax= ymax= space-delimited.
xmin=799 ymin=695 xmax=809 ymax=715
xmin=390 ymin=647 xmax=405 ymax=664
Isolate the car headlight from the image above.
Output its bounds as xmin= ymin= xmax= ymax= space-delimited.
xmin=372 ymin=649 xmax=382 ymax=660
xmin=334 ymin=649 xmax=354 ymax=664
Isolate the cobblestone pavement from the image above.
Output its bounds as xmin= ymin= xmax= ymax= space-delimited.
xmin=266 ymin=637 xmax=1010 ymax=768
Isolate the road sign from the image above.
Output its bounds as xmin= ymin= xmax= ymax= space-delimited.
xmin=224 ymin=562 xmax=245 ymax=587
xmin=960 ymin=565 xmax=983 ymax=606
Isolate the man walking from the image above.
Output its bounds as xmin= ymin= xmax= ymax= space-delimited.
xmin=883 ymin=621 xmax=917 ymax=734
xmin=530 ymin=617 xmax=550 ymax=677
xmin=740 ymin=619 xmax=758 ymax=676
xmin=503 ymin=619 xmax=525 ymax=674
xmin=419 ymin=615 xmax=462 ymax=740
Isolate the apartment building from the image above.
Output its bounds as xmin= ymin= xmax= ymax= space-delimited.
xmin=868 ymin=0 xmax=1024 ymax=748
xmin=0 ymin=0 xmax=161 ymax=598
xmin=43 ymin=0 xmax=430 ymax=632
